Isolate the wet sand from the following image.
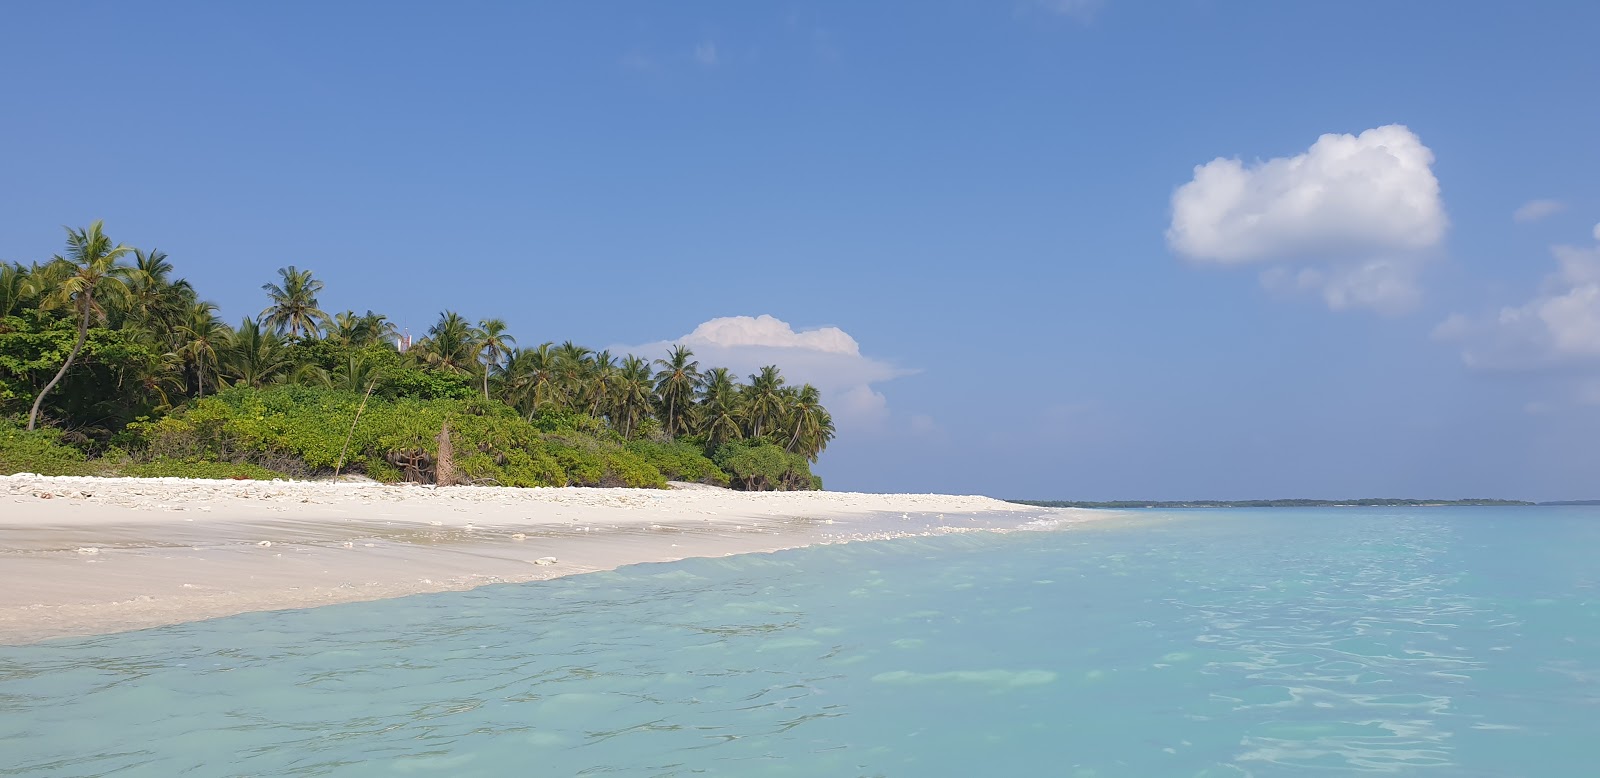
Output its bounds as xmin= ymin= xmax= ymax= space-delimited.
xmin=0 ymin=475 xmax=1101 ymax=644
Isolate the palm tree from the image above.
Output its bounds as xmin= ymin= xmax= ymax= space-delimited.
xmin=696 ymin=366 xmax=743 ymax=449
xmin=503 ymin=342 xmax=559 ymax=418
xmin=782 ymin=384 xmax=833 ymax=461
xmin=474 ymin=318 xmax=515 ymax=401
xmin=330 ymin=309 xmax=399 ymax=349
xmin=611 ymin=355 xmax=655 ymax=439
xmin=260 ymin=265 xmax=329 ymax=338
xmin=222 ymin=317 xmax=292 ymax=388
xmin=0 ymin=262 xmax=34 ymax=319
xmin=175 ymin=301 xmax=230 ymax=398
xmin=740 ymin=365 xmax=787 ymax=440
xmin=653 ymin=344 xmax=701 ymax=437
xmin=553 ymin=341 xmax=592 ymax=412
xmin=330 ymin=352 xmax=384 ymax=394
xmin=586 ymin=350 xmax=619 ymax=419
xmin=27 ymin=221 xmax=135 ymax=430
xmin=125 ymin=248 xmax=194 ymax=337
xmin=419 ymin=310 xmax=478 ymax=375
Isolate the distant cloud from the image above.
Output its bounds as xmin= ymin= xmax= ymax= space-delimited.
xmin=1435 ymin=225 xmax=1600 ymax=369
xmin=616 ymin=315 xmax=914 ymax=431
xmin=693 ymin=41 xmax=719 ymax=66
xmin=1513 ymin=199 xmax=1565 ymax=224
xmin=1168 ymin=124 xmax=1447 ymax=314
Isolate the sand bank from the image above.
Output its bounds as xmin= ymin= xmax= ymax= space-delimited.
xmin=0 ymin=475 xmax=1103 ymax=644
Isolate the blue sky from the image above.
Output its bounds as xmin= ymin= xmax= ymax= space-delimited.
xmin=4 ymin=2 xmax=1599 ymax=499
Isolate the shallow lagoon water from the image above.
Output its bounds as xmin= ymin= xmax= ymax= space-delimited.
xmin=2 ymin=507 xmax=1597 ymax=776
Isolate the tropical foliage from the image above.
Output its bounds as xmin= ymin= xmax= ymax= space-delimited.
xmin=1 ymin=222 xmax=836 ymax=489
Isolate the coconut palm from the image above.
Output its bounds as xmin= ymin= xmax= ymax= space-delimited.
xmin=330 ymin=352 xmax=384 ymax=393
xmin=125 ymin=248 xmax=194 ymax=337
xmin=503 ymin=342 xmax=559 ymax=417
xmin=419 ymin=310 xmax=478 ymax=375
xmin=0 ymin=262 xmax=35 ymax=319
xmin=696 ymin=366 xmax=743 ymax=448
xmin=653 ymin=344 xmax=701 ymax=438
xmin=611 ymin=355 xmax=655 ymax=439
xmin=553 ymin=341 xmax=592 ymax=411
xmin=26 ymin=221 xmax=135 ymax=430
xmin=175 ymin=301 xmax=230 ymax=398
xmin=740 ymin=365 xmax=787 ymax=440
xmin=222 ymin=317 xmax=293 ymax=388
xmin=330 ymin=309 xmax=399 ymax=349
xmin=474 ymin=318 xmax=515 ymax=401
xmin=586 ymin=350 xmax=618 ymax=419
xmin=260 ymin=266 xmax=329 ymax=338
xmin=782 ymin=384 xmax=833 ymax=461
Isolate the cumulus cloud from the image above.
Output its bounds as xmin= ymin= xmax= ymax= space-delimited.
xmin=1513 ymin=199 xmax=1565 ymax=224
xmin=1435 ymin=226 xmax=1600 ymax=369
xmin=1168 ymin=124 xmax=1446 ymax=313
xmin=617 ymin=315 xmax=914 ymax=431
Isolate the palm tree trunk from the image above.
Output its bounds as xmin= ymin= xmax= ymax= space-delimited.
xmin=27 ymin=304 xmax=91 ymax=431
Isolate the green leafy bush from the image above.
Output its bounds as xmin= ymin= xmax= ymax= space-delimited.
xmin=119 ymin=458 xmax=286 ymax=480
xmin=628 ymin=440 xmax=729 ymax=486
xmin=712 ymin=441 xmax=819 ymax=491
xmin=0 ymin=418 xmax=102 ymax=476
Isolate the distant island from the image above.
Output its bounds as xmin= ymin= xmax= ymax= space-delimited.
xmin=1009 ymin=498 xmax=1543 ymax=509
xmin=2 ymin=221 xmax=834 ymax=491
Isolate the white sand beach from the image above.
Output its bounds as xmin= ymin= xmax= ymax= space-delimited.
xmin=0 ymin=475 xmax=1100 ymax=644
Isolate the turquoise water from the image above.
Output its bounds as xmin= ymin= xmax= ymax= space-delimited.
xmin=3 ymin=507 xmax=1598 ymax=776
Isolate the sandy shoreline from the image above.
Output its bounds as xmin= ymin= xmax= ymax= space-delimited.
xmin=0 ymin=475 xmax=1104 ymax=645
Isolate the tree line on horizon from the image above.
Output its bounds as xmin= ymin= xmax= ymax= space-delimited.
xmin=0 ymin=221 xmax=834 ymax=488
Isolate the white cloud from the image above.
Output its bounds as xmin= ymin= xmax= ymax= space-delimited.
xmin=1435 ymin=228 xmax=1600 ymax=369
xmin=1513 ymin=199 xmax=1565 ymax=224
xmin=617 ymin=315 xmax=913 ymax=431
xmin=694 ymin=41 xmax=718 ymax=66
xmin=1168 ymin=124 xmax=1446 ymax=313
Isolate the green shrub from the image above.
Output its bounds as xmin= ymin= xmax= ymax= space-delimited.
xmin=119 ymin=458 xmax=286 ymax=480
xmin=0 ymin=418 xmax=103 ymax=476
xmin=118 ymin=386 xmax=684 ymax=489
xmin=628 ymin=440 xmax=729 ymax=486
xmin=712 ymin=441 xmax=819 ymax=491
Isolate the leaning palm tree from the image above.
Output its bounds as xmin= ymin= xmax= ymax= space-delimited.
xmin=653 ymin=344 xmax=701 ymax=437
xmin=26 ymin=221 xmax=135 ymax=430
xmin=474 ymin=318 xmax=515 ymax=401
xmin=782 ymin=384 xmax=831 ymax=461
xmin=260 ymin=265 xmax=329 ymax=338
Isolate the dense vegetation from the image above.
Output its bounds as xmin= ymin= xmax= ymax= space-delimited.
xmin=1010 ymin=499 xmax=1536 ymax=508
xmin=1 ymin=222 xmax=832 ymax=489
